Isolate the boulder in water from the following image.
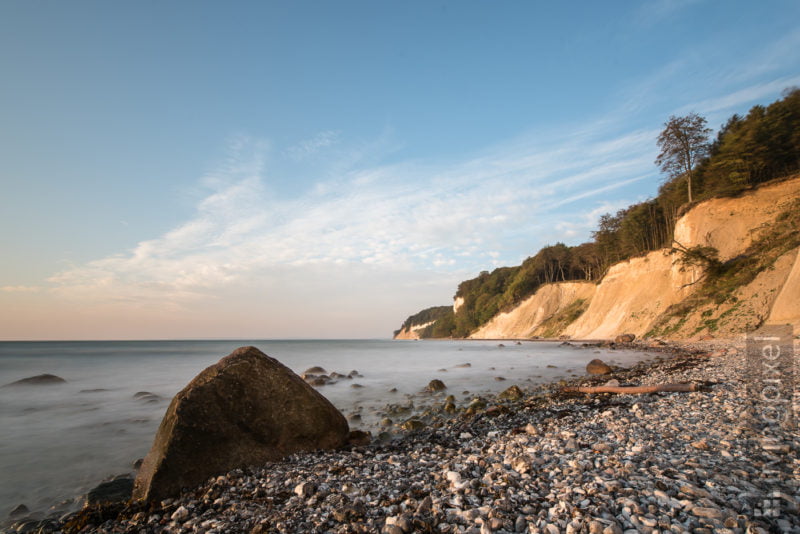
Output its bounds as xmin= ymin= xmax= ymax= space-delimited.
xmin=4 ymin=374 xmax=66 ymax=387
xmin=9 ymin=504 xmax=29 ymax=518
xmin=614 ymin=333 xmax=636 ymax=343
xmin=586 ymin=359 xmax=613 ymax=375
xmin=132 ymin=346 xmax=349 ymax=503
xmin=86 ymin=476 xmax=134 ymax=506
xmin=133 ymin=391 xmax=161 ymax=403
xmin=426 ymin=379 xmax=447 ymax=392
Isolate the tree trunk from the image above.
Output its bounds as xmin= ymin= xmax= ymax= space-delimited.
xmin=561 ymin=383 xmax=699 ymax=394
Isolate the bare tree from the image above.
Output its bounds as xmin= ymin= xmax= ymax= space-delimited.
xmin=655 ymin=113 xmax=711 ymax=203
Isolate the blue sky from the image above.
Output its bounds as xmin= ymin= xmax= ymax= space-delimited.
xmin=1 ymin=1 xmax=799 ymax=339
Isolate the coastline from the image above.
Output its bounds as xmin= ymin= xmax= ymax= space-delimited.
xmin=7 ymin=339 xmax=798 ymax=533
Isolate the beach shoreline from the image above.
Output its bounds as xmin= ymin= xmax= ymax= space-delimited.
xmin=6 ymin=338 xmax=797 ymax=533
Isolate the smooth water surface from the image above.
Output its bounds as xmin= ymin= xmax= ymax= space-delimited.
xmin=0 ymin=339 xmax=654 ymax=517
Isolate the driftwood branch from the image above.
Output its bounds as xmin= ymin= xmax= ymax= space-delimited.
xmin=561 ymin=383 xmax=699 ymax=394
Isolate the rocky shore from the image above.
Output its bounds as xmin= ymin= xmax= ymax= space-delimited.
xmin=6 ymin=340 xmax=798 ymax=534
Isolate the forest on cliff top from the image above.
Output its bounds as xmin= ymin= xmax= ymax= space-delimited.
xmin=399 ymin=88 xmax=800 ymax=339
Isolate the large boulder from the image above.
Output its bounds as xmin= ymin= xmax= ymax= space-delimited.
xmin=133 ymin=346 xmax=349 ymax=503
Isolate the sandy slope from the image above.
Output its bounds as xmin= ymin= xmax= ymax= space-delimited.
xmin=469 ymin=282 xmax=595 ymax=339
xmin=673 ymin=175 xmax=800 ymax=261
xmin=768 ymin=246 xmax=800 ymax=331
xmin=561 ymin=250 xmax=702 ymax=339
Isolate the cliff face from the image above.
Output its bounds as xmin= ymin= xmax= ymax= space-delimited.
xmin=470 ymin=176 xmax=799 ymax=340
xmin=559 ymin=176 xmax=800 ymax=339
xmin=394 ymin=321 xmax=435 ymax=340
xmin=561 ymin=251 xmax=702 ymax=339
xmin=673 ymin=176 xmax=800 ymax=261
xmin=769 ymin=247 xmax=800 ymax=330
xmin=469 ymin=282 xmax=595 ymax=339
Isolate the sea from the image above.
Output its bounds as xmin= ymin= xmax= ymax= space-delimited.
xmin=0 ymin=339 xmax=656 ymax=518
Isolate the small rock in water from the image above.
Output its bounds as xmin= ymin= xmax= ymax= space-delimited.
xmin=9 ymin=504 xmax=29 ymax=518
xmin=133 ymin=391 xmax=161 ymax=403
xmin=426 ymin=379 xmax=447 ymax=392
xmin=347 ymin=430 xmax=371 ymax=446
xmin=86 ymin=476 xmax=134 ymax=505
xmin=498 ymin=385 xmax=522 ymax=401
xmin=401 ymin=419 xmax=425 ymax=431
xmin=4 ymin=374 xmax=66 ymax=387
xmin=586 ymin=359 xmax=613 ymax=375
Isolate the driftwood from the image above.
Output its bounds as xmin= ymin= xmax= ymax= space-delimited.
xmin=561 ymin=383 xmax=699 ymax=394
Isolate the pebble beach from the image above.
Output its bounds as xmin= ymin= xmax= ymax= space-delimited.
xmin=6 ymin=341 xmax=798 ymax=534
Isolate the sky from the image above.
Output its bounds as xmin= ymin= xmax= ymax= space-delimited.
xmin=1 ymin=1 xmax=799 ymax=340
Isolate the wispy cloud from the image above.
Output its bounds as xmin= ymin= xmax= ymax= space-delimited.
xmin=678 ymin=74 xmax=800 ymax=119
xmin=634 ymin=0 xmax=706 ymax=27
xmin=45 ymin=119 xmax=657 ymax=311
xmin=0 ymin=285 xmax=40 ymax=293
xmin=284 ymin=130 xmax=341 ymax=161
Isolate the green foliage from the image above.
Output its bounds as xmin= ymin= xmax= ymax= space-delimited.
xmin=695 ymin=88 xmax=800 ymax=198
xmin=670 ymin=243 xmax=723 ymax=277
xmin=439 ymin=243 xmax=602 ymax=337
xmin=656 ymin=112 xmax=712 ymax=203
xmin=420 ymin=310 xmax=456 ymax=338
xmin=398 ymin=306 xmax=453 ymax=333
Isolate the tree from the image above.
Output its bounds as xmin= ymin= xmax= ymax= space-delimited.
xmin=655 ymin=113 xmax=711 ymax=203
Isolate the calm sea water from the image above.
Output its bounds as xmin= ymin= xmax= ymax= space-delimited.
xmin=0 ymin=339 xmax=654 ymax=518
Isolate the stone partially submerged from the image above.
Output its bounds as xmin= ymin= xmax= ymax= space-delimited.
xmin=586 ymin=358 xmax=613 ymax=375
xmin=133 ymin=346 xmax=349 ymax=503
xmin=4 ymin=374 xmax=66 ymax=386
